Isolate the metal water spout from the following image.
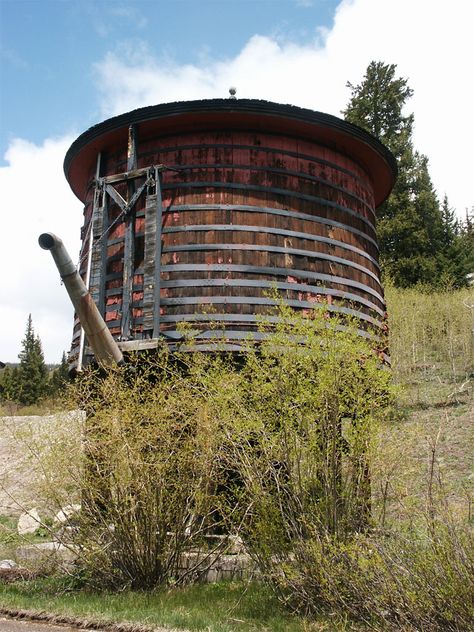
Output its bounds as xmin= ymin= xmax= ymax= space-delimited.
xmin=39 ymin=232 xmax=124 ymax=367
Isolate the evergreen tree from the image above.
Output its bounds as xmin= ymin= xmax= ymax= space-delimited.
xmin=48 ymin=351 xmax=70 ymax=397
xmin=459 ymin=208 xmax=474 ymax=281
xmin=344 ymin=61 xmax=414 ymax=154
xmin=436 ymin=196 xmax=470 ymax=287
xmin=343 ymin=61 xmax=463 ymax=287
xmin=0 ymin=366 xmax=20 ymax=402
xmin=16 ymin=314 xmax=48 ymax=405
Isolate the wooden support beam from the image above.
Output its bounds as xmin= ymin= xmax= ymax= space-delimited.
xmin=100 ymin=165 xmax=162 ymax=185
xmin=143 ymin=192 xmax=158 ymax=333
xmin=78 ymin=152 xmax=102 ymax=369
xmin=121 ymin=124 xmax=138 ymax=339
xmin=152 ymin=168 xmax=163 ymax=339
xmin=104 ymin=183 xmax=127 ymax=211
xmin=90 ymin=154 xmax=103 ymax=309
xmin=98 ymin=193 xmax=108 ymax=316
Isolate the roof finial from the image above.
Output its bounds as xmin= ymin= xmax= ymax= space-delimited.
xmin=229 ymin=86 xmax=237 ymax=99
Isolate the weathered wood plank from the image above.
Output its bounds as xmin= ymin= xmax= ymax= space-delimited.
xmin=152 ymin=171 xmax=164 ymax=339
xmin=121 ymin=125 xmax=138 ymax=339
xmin=143 ymin=193 xmax=157 ymax=331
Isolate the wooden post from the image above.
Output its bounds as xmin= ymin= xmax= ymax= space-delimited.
xmin=153 ymin=168 xmax=163 ymax=339
xmin=121 ymin=125 xmax=137 ymax=339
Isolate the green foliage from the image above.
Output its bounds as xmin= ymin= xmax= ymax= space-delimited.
xmin=212 ymin=306 xmax=393 ymax=545
xmin=344 ymin=60 xmax=414 ymax=151
xmin=458 ymin=207 xmax=474 ymax=277
xmin=24 ymin=305 xmax=391 ymax=592
xmin=0 ymin=514 xmax=17 ymax=548
xmin=244 ymin=290 xmax=474 ymax=630
xmin=196 ymin=307 xmax=394 ymax=619
xmin=62 ymin=352 xmax=229 ymax=590
xmin=0 ymin=365 xmax=21 ymax=403
xmin=436 ymin=196 xmax=469 ymax=287
xmin=48 ymin=351 xmax=70 ymax=398
xmin=1 ymin=315 xmax=49 ymax=406
xmin=278 ymin=519 xmax=474 ymax=631
xmin=344 ymin=61 xmax=468 ymax=288
xmin=0 ymin=332 xmax=69 ymax=408
xmin=385 ymin=285 xmax=474 ymax=383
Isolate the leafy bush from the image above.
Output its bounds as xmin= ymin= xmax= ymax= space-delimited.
xmin=31 ymin=305 xmax=391 ymax=591
xmin=67 ymin=352 xmax=229 ymax=589
xmin=276 ymin=518 xmax=474 ymax=631
xmin=212 ymin=305 xmax=393 ymax=544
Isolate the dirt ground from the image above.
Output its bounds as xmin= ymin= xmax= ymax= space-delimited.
xmin=0 ymin=616 xmax=99 ymax=632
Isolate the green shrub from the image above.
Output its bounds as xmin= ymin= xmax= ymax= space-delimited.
xmin=66 ymin=352 xmax=230 ymax=589
xmin=27 ymin=305 xmax=391 ymax=591
xmin=277 ymin=518 xmax=474 ymax=631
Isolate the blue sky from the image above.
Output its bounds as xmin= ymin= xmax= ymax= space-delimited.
xmin=1 ymin=0 xmax=338 ymax=158
xmin=1 ymin=0 xmax=472 ymax=363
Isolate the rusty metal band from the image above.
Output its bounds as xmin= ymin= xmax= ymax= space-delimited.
xmin=157 ymin=163 xmax=374 ymax=215
xmin=162 ymin=181 xmax=376 ymax=232
xmin=158 ymin=314 xmax=381 ymax=340
xmin=164 ymin=341 xmax=390 ymax=364
xmin=104 ymin=313 xmax=379 ymax=339
xmin=103 ymin=266 xmax=384 ymax=310
xmin=158 ymin=278 xmax=384 ymax=316
xmin=161 ymin=263 xmax=385 ymax=305
xmin=159 ymin=327 xmax=380 ymax=344
xmin=169 ymin=342 xmax=252 ymax=352
xmin=106 ymin=223 xmax=378 ymax=261
xmin=165 ymin=339 xmax=391 ymax=364
xmin=162 ymin=243 xmax=380 ymax=284
xmin=169 ymin=345 xmax=390 ymax=364
xmin=158 ymin=329 xmax=320 ymax=342
xmin=75 ymin=330 xmax=390 ymax=365
xmin=162 ymin=224 xmax=379 ymax=269
xmin=158 ymin=296 xmax=381 ymax=327
xmin=105 ymin=298 xmax=379 ymax=328
xmin=105 ymin=204 xmax=379 ymax=252
xmin=165 ymin=203 xmax=379 ymax=250
xmin=104 ymin=279 xmax=383 ymax=316
xmin=134 ymin=141 xmax=375 ymax=198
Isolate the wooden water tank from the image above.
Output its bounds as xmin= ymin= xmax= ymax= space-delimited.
xmin=64 ymin=99 xmax=396 ymax=366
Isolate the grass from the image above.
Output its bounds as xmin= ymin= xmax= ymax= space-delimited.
xmin=372 ymin=375 xmax=473 ymax=528
xmin=367 ymin=286 xmax=474 ymax=527
xmin=0 ymin=577 xmax=362 ymax=631
xmin=0 ymin=515 xmax=16 ymax=531
xmin=0 ymin=398 xmax=65 ymax=417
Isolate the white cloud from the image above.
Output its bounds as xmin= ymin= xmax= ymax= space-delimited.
xmin=0 ymin=136 xmax=83 ymax=363
xmin=95 ymin=0 xmax=473 ymax=217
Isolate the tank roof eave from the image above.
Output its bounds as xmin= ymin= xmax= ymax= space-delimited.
xmin=64 ymin=98 xmax=397 ymax=207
